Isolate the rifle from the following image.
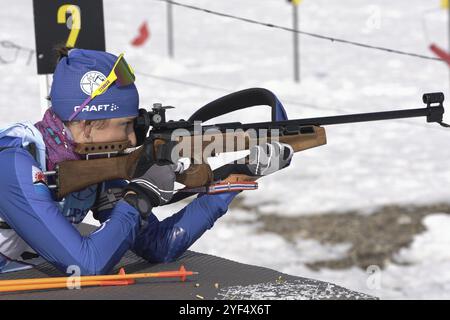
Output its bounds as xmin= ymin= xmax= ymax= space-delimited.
xmin=46 ymin=88 xmax=447 ymax=201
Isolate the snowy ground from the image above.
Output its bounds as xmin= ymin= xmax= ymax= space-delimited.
xmin=2 ymin=0 xmax=450 ymax=299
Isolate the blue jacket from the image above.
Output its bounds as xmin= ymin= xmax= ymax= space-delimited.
xmin=0 ymin=122 xmax=237 ymax=275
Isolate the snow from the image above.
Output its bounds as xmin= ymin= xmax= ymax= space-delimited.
xmin=2 ymin=0 xmax=450 ymax=299
xmin=396 ymin=214 xmax=450 ymax=264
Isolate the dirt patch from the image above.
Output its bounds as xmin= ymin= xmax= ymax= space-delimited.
xmin=230 ymin=199 xmax=450 ymax=271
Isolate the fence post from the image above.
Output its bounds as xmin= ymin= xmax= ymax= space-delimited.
xmin=167 ymin=1 xmax=174 ymax=58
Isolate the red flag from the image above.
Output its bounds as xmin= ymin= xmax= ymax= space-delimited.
xmin=430 ymin=43 xmax=450 ymax=67
xmin=131 ymin=21 xmax=150 ymax=47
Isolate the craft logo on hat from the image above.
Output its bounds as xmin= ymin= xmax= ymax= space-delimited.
xmin=73 ymin=103 xmax=120 ymax=113
xmin=80 ymin=71 xmax=106 ymax=96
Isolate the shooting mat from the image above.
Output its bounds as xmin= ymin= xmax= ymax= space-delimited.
xmin=0 ymin=224 xmax=376 ymax=300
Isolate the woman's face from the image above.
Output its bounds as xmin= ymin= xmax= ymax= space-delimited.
xmin=74 ymin=116 xmax=137 ymax=147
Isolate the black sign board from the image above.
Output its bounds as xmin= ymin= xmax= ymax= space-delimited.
xmin=33 ymin=0 xmax=105 ymax=74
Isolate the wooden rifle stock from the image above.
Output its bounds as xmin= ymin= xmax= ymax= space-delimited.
xmin=56 ymin=126 xmax=326 ymax=199
xmin=57 ymin=147 xmax=143 ymax=199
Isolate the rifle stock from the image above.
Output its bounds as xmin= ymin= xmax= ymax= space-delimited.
xmin=56 ymin=147 xmax=143 ymax=199
xmin=55 ymin=126 xmax=326 ymax=199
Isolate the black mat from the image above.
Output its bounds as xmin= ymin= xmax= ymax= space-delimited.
xmin=0 ymin=224 xmax=376 ymax=300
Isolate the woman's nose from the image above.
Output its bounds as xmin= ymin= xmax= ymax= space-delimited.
xmin=129 ymin=131 xmax=137 ymax=147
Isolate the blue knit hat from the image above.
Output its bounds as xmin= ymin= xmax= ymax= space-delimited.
xmin=50 ymin=49 xmax=139 ymax=121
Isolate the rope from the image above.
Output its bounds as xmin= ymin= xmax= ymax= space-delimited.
xmin=135 ymin=71 xmax=228 ymax=92
xmin=155 ymin=0 xmax=443 ymax=62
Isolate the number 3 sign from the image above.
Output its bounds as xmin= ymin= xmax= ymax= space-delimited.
xmin=33 ymin=0 xmax=106 ymax=74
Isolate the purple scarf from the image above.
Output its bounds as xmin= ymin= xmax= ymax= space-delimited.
xmin=35 ymin=109 xmax=81 ymax=171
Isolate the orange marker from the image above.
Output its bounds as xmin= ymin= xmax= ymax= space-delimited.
xmin=0 ymin=265 xmax=197 ymax=293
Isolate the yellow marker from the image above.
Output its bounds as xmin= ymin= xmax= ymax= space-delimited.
xmin=57 ymin=4 xmax=81 ymax=48
xmin=292 ymin=0 xmax=302 ymax=5
xmin=441 ymin=0 xmax=449 ymax=9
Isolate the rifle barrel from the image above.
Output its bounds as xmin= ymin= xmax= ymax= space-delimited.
xmin=210 ymin=105 xmax=444 ymax=131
